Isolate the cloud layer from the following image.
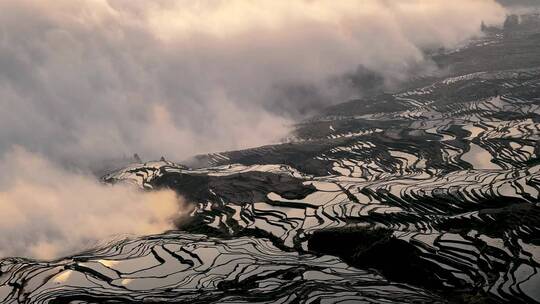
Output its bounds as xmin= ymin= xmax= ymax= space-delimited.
xmin=0 ymin=0 xmax=507 ymax=167
xmin=0 ymin=147 xmax=188 ymax=260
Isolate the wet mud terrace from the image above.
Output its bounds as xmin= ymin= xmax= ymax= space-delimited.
xmin=2 ymin=20 xmax=540 ymax=304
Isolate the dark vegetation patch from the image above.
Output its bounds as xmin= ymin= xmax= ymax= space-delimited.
xmin=307 ymin=226 xmax=502 ymax=304
xmin=437 ymin=203 xmax=540 ymax=244
xmin=154 ymin=171 xmax=316 ymax=203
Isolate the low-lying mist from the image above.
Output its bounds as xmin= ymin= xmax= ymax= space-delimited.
xmin=0 ymin=147 xmax=189 ymax=260
xmin=0 ymin=0 xmax=507 ymax=168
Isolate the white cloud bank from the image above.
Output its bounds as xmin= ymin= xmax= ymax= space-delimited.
xmin=0 ymin=147 xmax=188 ymax=260
xmin=0 ymin=0 xmax=507 ymax=167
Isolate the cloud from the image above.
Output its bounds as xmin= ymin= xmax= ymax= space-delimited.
xmin=0 ymin=147 xmax=189 ymax=260
xmin=0 ymin=0 xmax=507 ymax=168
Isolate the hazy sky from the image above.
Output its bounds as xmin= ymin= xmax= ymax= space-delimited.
xmin=0 ymin=0 xmax=510 ymax=259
